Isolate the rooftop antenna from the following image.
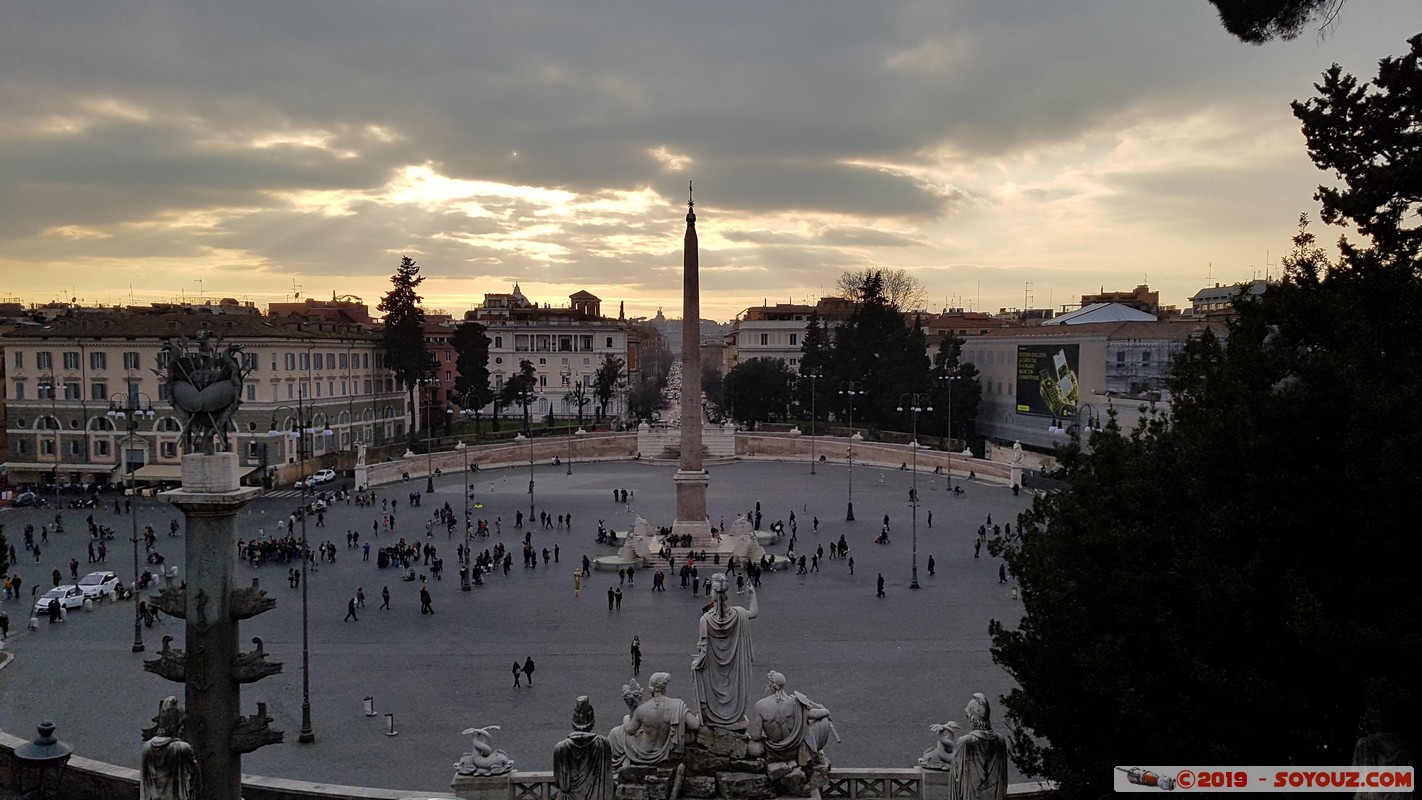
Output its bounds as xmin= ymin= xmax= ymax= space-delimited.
xmin=1206 ymin=261 xmax=1213 ymax=285
xmin=291 ymin=278 xmax=302 ymax=301
xmin=1024 ymin=281 xmax=1034 ymax=309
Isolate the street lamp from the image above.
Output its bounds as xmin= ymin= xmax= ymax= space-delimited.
xmin=267 ymin=402 xmax=331 ymax=745
xmin=514 ymin=430 xmax=534 ymax=523
xmin=803 ymin=370 xmax=821 ymax=474
xmin=897 ymin=392 xmax=933 ymax=590
xmin=839 ymin=381 xmax=865 ymax=521
xmin=107 ymin=394 xmax=154 ymax=653
xmin=937 ymin=374 xmax=961 ymax=492
xmin=424 ymin=374 xmax=440 ymax=494
xmin=36 ymin=376 xmax=61 ymax=498
xmin=456 ymin=440 xmax=471 ymax=582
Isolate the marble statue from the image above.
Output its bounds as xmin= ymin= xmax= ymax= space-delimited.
xmin=553 ymin=696 xmax=613 ymax=800
xmin=608 ymin=678 xmax=644 ymax=768
xmin=455 ymin=725 xmax=515 ymax=776
xmin=919 ymin=721 xmax=962 ymax=771
xmin=746 ymin=671 xmax=838 ymax=765
xmin=620 ymin=672 xmax=702 ymax=766
xmin=140 ymin=696 xmax=200 ymax=800
xmin=692 ymin=574 xmax=758 ymax=726
xmin=949 ymin=694 xmax=1007 ymax=800
xmin=356 ymin=442 xmax=367 ymax=468
xmin=1011 ymin=441 xmax=1023 ymax=464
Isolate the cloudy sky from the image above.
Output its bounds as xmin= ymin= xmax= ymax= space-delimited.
xmin=1 ymin=2 xmax=1417 ymax=321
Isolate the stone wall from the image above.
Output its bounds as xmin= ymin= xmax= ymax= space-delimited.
xmin=736 ymin=433 xmax=1016 ymax=486
xmin=362 ymin=433 xmax=639 ymax=488
xmin=635 ymin=424 xmax=738 ymax=460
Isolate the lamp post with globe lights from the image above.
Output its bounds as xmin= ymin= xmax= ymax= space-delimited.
xmin=897 ymin=392 xmax=932 ymax=589
xmin=107 ymin=393 xmax=154 ymax=653
xmin=267 ymin=401 xmax=331 ymax=745
xmin=839 ymin=381 xmax=865 ymax=521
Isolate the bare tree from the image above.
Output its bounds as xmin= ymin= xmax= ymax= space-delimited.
xmin=836 ymin=267 xmax=929 ymax=311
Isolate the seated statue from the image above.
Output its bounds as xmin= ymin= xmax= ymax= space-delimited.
xmin=950 ymin=694 xmax=1008 ymax=800
xmin=746 ymin=671 xmax=837 ymax=765
xmin=919 ymin=721 xmax=962 ymax=771
xmin=455 ymin=725 xmax=515 ymax=776
xmin=554 ymin=697 xmax=613 ymax=800
xmin=620 ymin=672 xmax=701 ymax=766
xmin=608 ymin=679 xmax=645 ymax=768
xmin=140 ymin=696 xmax=199 ymax=800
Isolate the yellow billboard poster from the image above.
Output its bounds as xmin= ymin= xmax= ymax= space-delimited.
xmin=1016 ymin=344 xmax=1080 ymax=417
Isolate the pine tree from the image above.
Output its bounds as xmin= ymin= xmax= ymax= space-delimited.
xmin=451 ymin=320 xmax=492 ymax=439
xmin=378 ymin=256 xmax=435 ymax=429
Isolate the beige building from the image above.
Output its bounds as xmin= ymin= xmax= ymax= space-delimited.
xmin=962 ymin=320 xmax=1222 ymax=449
xmin=2 ymin=309 xmax=407 ymax=490
xmin=723 ymin=297 xmax=855 ymax=375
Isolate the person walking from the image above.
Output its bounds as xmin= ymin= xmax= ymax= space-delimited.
xmin=512 ymin=661 xmax=523 ymax=689
xmin=630 ymin=636 xmax=641 ymax=675
xmin=356 ymin=587 xmax=366 ymax=608
xmin=522 ymin=657 xmax=536 ymax=687
xmin=848 ymin=556 xmax=855 ymax=575
xmin=974 ymin=538 xmax=982 ymax=558
xmin=876 ymin=573 xmax=885 ymax=597
xmin=0 ymin=609 xmax=9 ymax=640
xmin=345 ymin=596 xmax=359 ymax=622
xmin=380 ymin=586 xmax=391 ymax=610
xmin=999 ymin=563 xmax=1007 ymax=584
xmin=614 ymin=586 xmax=623 ymax=609
xmin=927 ymin=555 xmax=935 ymax=576
xmin=607 ymin=586 xmax=615 ymax=611
xmin=419 ymin=586 xmax=433 ymax=614
xmin=927 ymin=510 xmax=932 ymax=528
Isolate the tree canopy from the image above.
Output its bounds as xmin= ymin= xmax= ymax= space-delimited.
xmin=835 ymin=266 xmax=928 ymax=312
xmin=593 ymin=354 xmax=625 ymax=421
xmin=1208 ymin=0 xmax=1345 ymax=43
xmin=989 ymin=37 xmax=1422 ymax=799
xmin=452 ymin=320 xmax=492 ymax=437
xmin=377 ymin=256 xmax=435 ymax=392
xmin=722 ymin=357 xmax=794 ymax=430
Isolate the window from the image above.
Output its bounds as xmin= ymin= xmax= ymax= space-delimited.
xmin=159 ymin=418 xmax=181 ymax=432
xmin=539 ymin=375 xmax=547 ymax=387
xmin=760 ymin=334 xmax=769 ymax=346
xmin=161 ymin=442 xmax=178 ymax=458
xmin=14 ymin=440 xmax=26 ymax=455
xmin=68 ymin=440 xmax=83 ymax=456
xmin=90 ymin=382 xmax=107 ymax=401
xmin=1142 ymin=351 xmax=1151 ymax=364
xmin=287 ymin=384 xmax=294 ymax=400
xmin=339 ymin=353 xmax=348 ymax=369
xmin=1116 ymin=350 xmax=1126 ymax=364
xmin=64 ymin=383 xmax=80 ymax=400
xmin=12 ymin=351 xmax=22 ymax=369
xmin=247 ymin=442 xmax=262 ymax=460
xmin=63 ymin=351 xmax=80 ymax=370
xmin=158 ymin=383 xmax=171 ymax=401
xmin=242 ymin=352 xmax=257 ymax=371
xmin=285 ymin=353 xmax=296 ymax=370
xmin=444 ymin=351 xmax=451 ymax=362
xmin=90 ymin=351 xmax=107 ymax=370
xmin=123 ymin=351 xmax=141 ymax=370
xmin=328 ymin=352 xmax=335 ymax=368
xmin=246 ymin=384 xmax=256 ymax=401
xmin=300 ymin=352 xmax=309 ymax=370
xmin=37 ymin=382 xmax=55 ymax=400
xmin=95 ymin=440 xmax=110 ymax=457
xmin=12 ymin=381 xmax=24 ymax=400
xmin=364 ymin=379 xmax=372 ymax=395
xmin=362 ymin=353 xmax=369 ymax=369
xmin=314 ymin=353 xmax=324 ymax=370
xmin=790 ymin=334 xmax=799 ymax=346
xmin=539 ymin=358 xmax=546 ymax=366
xmin=495 ymin=336 xmax=503 ymax=348
xmin=606 ymin=337 xmax=613 ymax=348
xmin=41 ymin=439 xmax=55 ymax=455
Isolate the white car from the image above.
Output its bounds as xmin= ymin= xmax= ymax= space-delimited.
xmin=297 ymin=468 xmax=337 ymax=488
xmin=34 ymin=585 xmax=86 ymax=614
xmin=77 ymin=570 xmax=119 ymax=599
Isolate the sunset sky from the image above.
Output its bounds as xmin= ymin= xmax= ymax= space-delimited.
xmin=2 ymin=1 xmax=1417 ymax=321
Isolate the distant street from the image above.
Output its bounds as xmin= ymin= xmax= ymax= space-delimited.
xmin=0 ymin=456 xmax=1032 ymax=793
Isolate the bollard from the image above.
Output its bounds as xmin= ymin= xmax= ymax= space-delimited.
xmin=252 ymin=577 xmax=260 ymax=589
xmin=384 ymin=713 xmax=398 ymax=737
xmin=364 ymin=696 xmax=376 ymax=717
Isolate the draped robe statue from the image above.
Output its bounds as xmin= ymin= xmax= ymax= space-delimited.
xmin=950 ymin=694 xmax=1008 ymax=800
xmin=746 ymin=671 xmax=836 ymax=765
xmin=140 ymin=696 xmax=199 ymax=800
xmin=554 ymin=697 xmax=613 ymax=800
xmin=692 ymin=574 xmax=758 ymax=727
xmin=621 ymin=672 xmax=701 ymax=766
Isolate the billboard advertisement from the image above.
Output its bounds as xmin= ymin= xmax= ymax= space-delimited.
xmin=1016 ymin=344 xmax=1080 ymax=417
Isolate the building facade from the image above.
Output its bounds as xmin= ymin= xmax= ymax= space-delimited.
xmin=723 ymin=297 xmax=855 ymax=375
xmin=1 ymin=309 xmax=408 ymax=491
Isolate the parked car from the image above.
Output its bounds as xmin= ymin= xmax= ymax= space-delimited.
xmin=297 ymin=468 xmax=337 ymax=489
xmin=34 ymin=585 xmax=86 ymax=614
xmin=77 ymin=570 xmax=120 ymax=599
xmin=12 ymin=491 xmax=41 ymax=507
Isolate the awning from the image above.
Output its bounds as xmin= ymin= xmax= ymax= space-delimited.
xmin=133 ymin=464 xmax=184 ymax=481
xmin=0 ymin=461 xmax=119 ymax=474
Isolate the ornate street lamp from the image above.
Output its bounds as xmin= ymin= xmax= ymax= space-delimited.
xmin=937 ymin=374 xmax=960 ymax=492
xmin=839 ymin=381 xmax=865 ymax=521
xmin=267 ymin=401 xmax=331 ymax=745
xmin=107 ymin=393 xmax=154 ymax=653
xmin=803 ymin=370 xmax=821 ymax=474
xmin=897 ymin=392 xmax=933 ymax=589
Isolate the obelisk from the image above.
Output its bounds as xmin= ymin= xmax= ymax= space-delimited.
xmin=671 ymin=184 xmax=711 ymax=540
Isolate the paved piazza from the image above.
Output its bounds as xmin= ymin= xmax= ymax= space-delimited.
xmin=0 ymin=456 xmax=1032 ymax=794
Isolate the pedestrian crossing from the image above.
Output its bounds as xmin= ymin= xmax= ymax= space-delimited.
xmin=262 ymin=489 xmax=303 ymax=499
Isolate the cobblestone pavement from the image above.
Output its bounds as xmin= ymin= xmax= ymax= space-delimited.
xmin=0 ymin=456 xmax=1033 ymax=794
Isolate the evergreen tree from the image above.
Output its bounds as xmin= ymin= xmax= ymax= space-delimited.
xmin=989 ymin=39 xmax=1422 ymax=798
xmin=930 ymin=332 xmax=981 ymax=446
xmin=593 ymin=355 xmax=625 ymax=421
xmin=797 ymin=311 xmax=831 ymax=417
xmin=451 ymin=320 xmax=492 ymax=439
xmin=378 ymin=256 xmax=435 ymax=429
xmin=828 ymin=271 xmax=928 ymax=426
xmin=723 ymin=358 xmax=794 ymax=430
xmin=498 ymin=359 xmax=539 ymax=432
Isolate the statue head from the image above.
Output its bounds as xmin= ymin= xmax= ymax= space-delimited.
xmin=711 ymin=572 xmax=729 ymax=596
xmin=648 ymin=672 xmax=671 ymax=696
xmin=965 ymin=693 xmax=993 ymax=731
xmin=766 ymin=670 xmax=786 ymax=695
xmin=621 ymin=679 xmax=644 ymax=713
xmin=572 ymin=696 xmax=596 ymax=733
xmin=155 ymin=695 xmax=183 ymax=738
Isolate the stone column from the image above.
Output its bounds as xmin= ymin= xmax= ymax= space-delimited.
xmin=163 ymin=453 xmax=263 ymax=800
